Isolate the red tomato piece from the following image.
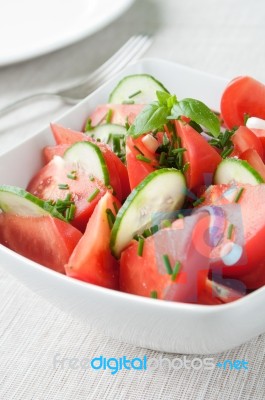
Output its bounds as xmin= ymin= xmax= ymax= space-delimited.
xmin=27 ymin=156 xmax=107 ymax=232
xmin=120 ymin=213 xmax=211 ymax=304
xmin=202 ymin=184 xmax=265 ymax=289
xmin=175 ymin=120 xmax=222 ymax=191
xmin=220 ymin=76 xmax=265 ymax=129
xmin=240 ymin=149 xmax=265 ymax=181
xmin=43 ymin=144 xmax=69 ymax=164
xmin=230 ymin=126 xmax=264 ymax=160
xmin=126 ymin=135 xmax=158 ymax=190
xmin=88 ymin=104 xmax=144 ymax=127
xmin=0 ymin=214 xmax=82 ymax=273
xmin=248 ymin=128 xmax=265 ymax=157
xmin=50 ymin=124 xmax=129 ymax=201
xmin=65 ymin=192 xmax=120 ymax=290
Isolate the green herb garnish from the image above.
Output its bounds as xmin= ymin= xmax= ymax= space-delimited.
xmin=171 ymin=261 xmax=181 ymax=281
xmin=137 ymin=237 xmax=145 ymax=257
xmin=58 ymin=183 xmax=69 ymax=190
xmin=87 ymin=188 xmax=100 ymax=202
xmin=162 ymin=254 xmax=173 ymax=275
xmin=234 ymin=188 xmax=244 ymax=203
xmin=227 ymin=224 xmax=234 ymax=240
xmin=136 ymin=154 xmax=152 ymax=163
xmin=150 ymin=291 xmax=158 ymax=299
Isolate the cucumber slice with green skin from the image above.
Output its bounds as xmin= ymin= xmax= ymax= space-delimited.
xmin=214 ymin=158 xmax=264 ymax=185
xmin=109 ymin=74 xmax=169 ymax=104
xmin=63 ymin=141 xmax=110 ymax=185
xmin=0 ymin=185 xmax=66 ymax=221
xmin=110 ymin=168 xmax=186 ymax=257
xmin=86 ymin=123 xmax=126 ymax=153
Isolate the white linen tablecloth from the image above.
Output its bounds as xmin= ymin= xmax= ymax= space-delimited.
xmin=1 ymin=0 xmax=265 ymax=399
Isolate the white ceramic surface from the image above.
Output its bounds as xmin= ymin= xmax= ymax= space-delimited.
xmin=0 ymin=0 xmax=134 ymax=66
xmin=1 ymin=59 xmax=265 ymax=355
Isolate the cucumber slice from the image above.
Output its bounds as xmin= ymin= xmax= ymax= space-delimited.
xmin=86 ymin=123 xmax=126 ymax=154
xmin=110 ymin=168 xmax=186 ymax=257
xmin=0 ymin=185 xmax=65 ymax=220
xmin=63 ymin=141 xmax=109 ymax=185
xmin=214 ymin=158 xmax=264 ymax=185
xmin=109 ymin=74 xmax=169 ymax=104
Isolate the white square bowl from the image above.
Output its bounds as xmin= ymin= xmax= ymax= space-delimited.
xmin=1 ymin=58 xmax=265 ymax=355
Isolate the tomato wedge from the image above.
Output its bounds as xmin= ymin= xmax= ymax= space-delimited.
xmin=0 ymin=214 xmax=82 ymax=273
xmin=50 ymin=124 xmax=130 ymax=200
xmin=27 ymin=156 xmax=107 ymax=232
xmin=230 ymin=126 xmax=264 ymax=159
xmin=120 ymin=212 xmax=211 ymax=303
xmin=221 ymin=76 xmax=265 ymax=129
xmin=202 ymin=183 xmax=265 ymax=289
xmin=240 ymin=149 xmax=265 ymax=181
xmin=126 ymin=135 xmax=158 ymax=190
xmin=65 ymin=192 xmax=120 ymax=289
xmin=88 ymin=104 xmax=144 ymax=127
xmin=197 ymin=278 xmax=244 ymax=305
xmin=175 ymin=120 xmax=222 ymax=191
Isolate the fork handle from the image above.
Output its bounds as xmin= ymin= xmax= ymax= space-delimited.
xmin=0 ymin=93 xmax=79 ymax=117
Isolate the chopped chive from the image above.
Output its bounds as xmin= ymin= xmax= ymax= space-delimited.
xmin=128 ymin=90 xmax=142 ymax=99
xmin=106 ymin=208 xmax=116 ymax=229
xmin=133 ymin=145 xmax=144 ymax=156
xmin=171 ymin=261 xmax=181 ymax=281
xmin=106 ymin=109 xmax=113 ymax=124
xmin=85 ymin=118 xmax=93 ymax=132
xmin=67 ymin=173 xmax=77 ymax=180
xmin=234 ymin=188 xmax=244 ymax=203
xmin=113 ymin=135 xmax=121 ymax=153
xmin=58 ymin=183 xmax=69 ymax=190
xmin=221 ymin=147 xmax=234 ymax=158
xmin=66 ymin=204 xmax=76 ymax=221
xmin=178 ymin=213 xmax=184 ymax=219
xmin=227 ymin=223 xmax=234 ymax=240
xmin=87 ymin=188 xmax=100 ymax=202
xmin=159 ymin=152 xmax=166 ymax=165
xmin=65 ymin=193 xmax=72 ymax=202
xmin=96 ymin=138 xmax=101 ymax=142
xmin=122 ymin=100 xmax=135 ymax=105
xmin=136 ymin=154 xmax=151 ymax=163
xmin=172 ymin=148 xmax=186 ymax=154
xmin=89 ymin=174 xmax=95 ymax=182
xmin=106 ymin=133 xmax=112 ymax=144
xmin=150 ymin=225 xmax=159 ymax=235
xmin=193 ymin=197 xmax=205 ymax=207
xmin=243 ymin=113 xmax=250 ymax=125
xmin=113 ymin=202 xmax=119 ymax=214
xmin=143 ymin=228 xmax=152 ymax=238
xmin=162 ymin=254 xmax=173 ymax=275
xmin=137 ymin=237 xmax=145 ymax=257
xmin=182 ymin=162 xmax=190 ymax=173
xmin=150 ymin=291 xmax=158 ymax=299
xmin=162 ymin=219 xmax=172 ymax=228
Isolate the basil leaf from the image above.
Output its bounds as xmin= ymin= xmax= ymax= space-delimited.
xmin=156 ymin=91 xmax=171 ymax=106
xmin=128 ymin=103 xmax=169 ymax=137
xmin=170 ymin=98 xmax=220 ymax=137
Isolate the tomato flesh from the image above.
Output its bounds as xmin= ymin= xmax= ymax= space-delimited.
xmin=27 ymin=156 xmax=107 ymax=232
xmin=120 ymin=213 xmax=211 ymax=303
xmin=88 ymin=104 xmax=144 ymax=127
xmin=126 ymin=135 xmax=158 ymax=190
xmin=240 ymin=149 xmax=265 ymax=181
xmin=0 ymin=214 xmax=82 ymax=273
xmin=221 ymin=76 xmax=265 ymax=129
xmin=230 ymin=126 xmax=264 ymax=160
xmin=202 ymin=184 xmax=265 ymax=289
xmin=175 ymin=120 xmax=222 ymax=191
xmin=65 ymin=192 xmax=120 ymax=289
xmin=50 ymin=124 xmax=129 ymax=200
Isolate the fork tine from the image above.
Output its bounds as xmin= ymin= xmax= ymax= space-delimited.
xmin=0 ymin=35 xmax=152 ymax=117
xmin=89 ymin=35 xmax=152 ymax=87
xmin=58 ymin=35 xmax=152 ymax=96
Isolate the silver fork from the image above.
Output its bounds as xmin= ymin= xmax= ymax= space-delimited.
xmin=0 ymin=35 xmax=152 ymax=117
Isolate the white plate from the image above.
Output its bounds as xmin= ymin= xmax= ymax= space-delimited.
xmin=1 ymin=59 xmax=265 ymax=355
xmin=0 ymin=0 xmax=134 ymax=66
